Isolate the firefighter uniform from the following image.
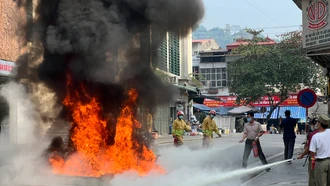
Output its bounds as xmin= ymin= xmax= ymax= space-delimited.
xmin=172 ymin=118 xmax=191 ymax=146
xmin=202 ymin=116 xmax=221 ymax=148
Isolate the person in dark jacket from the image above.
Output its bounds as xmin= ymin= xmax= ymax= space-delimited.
xmin=280 ymin=110 xmax=297 ymax=164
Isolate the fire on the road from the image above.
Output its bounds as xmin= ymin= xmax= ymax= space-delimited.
xmin=49 ymin=74 xmax=164 ymax=177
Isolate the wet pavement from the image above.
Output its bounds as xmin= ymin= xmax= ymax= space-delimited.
xmin=0 ymin=133 xmax=308 ymax=186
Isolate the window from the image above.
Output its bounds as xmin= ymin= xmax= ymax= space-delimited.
xmin=211 ymin=81 xmax=216 ymax=87
xmin=200 ymin=67 xmax=228 ymax=88
xmin=222 ymin=80 xmax=227 ymax=87
xmin=193 ymin=66 xmax=199 ymax=73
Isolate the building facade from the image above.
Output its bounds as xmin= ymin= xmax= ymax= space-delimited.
xmin=193 ymin=37 xmax=276 ymax=96
xmin=293 ymin=0 xmax=330 ymax=114
xmin=141 ymin=28 xmax=195 ymax=135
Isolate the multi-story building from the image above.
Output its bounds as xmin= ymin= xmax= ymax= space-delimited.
xmin=196 ymin=37 xmax=276 ymax=96
xmin=140 ymin=28 xmax=197 ymax=134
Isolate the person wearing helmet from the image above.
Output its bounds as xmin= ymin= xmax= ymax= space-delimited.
xmin=202 ymin=110 xmax=221 ymax=148
xmin=172 ymin=111 xmax=191 ymax=147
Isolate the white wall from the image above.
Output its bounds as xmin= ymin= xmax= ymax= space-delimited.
xmin=192 ymin=40 xmax=220 ymax=54
xmin=214 ymin=116 xmax=235 ymax=130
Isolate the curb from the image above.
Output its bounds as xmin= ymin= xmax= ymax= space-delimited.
xmin=240 ymin=146 xmax=303 ymax=186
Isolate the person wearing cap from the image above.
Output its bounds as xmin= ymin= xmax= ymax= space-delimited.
xmin=172 ymin=111 xmax=191 ymax=147
xmin=309 ymin=114 xmax=330 ymax=186
xmin=279 ymin=110 xmax=297 ymax=164
xmin=297 ymin=118 xmax=318 ymax=186
xmin=239 ymin=113 xmax=269 ymax=170
xmin=202 ymin=110 xmax=221 ymax=148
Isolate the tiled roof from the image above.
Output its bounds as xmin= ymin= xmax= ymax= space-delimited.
xmin=226 ymin=37 xmax=276 ymax=50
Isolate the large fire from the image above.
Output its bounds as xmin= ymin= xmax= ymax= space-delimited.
xmin=49 ymin=74 xmax=163 ymax=177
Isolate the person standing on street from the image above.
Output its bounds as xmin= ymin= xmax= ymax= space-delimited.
xmin=280 ymin=110 xmax=296 ymax=164
xmin=202 ymin=110 xmax=221 ymax=148
xmin=309 ymin=114 xmax=330 ymax=186
xmin=297 ymin=118 xmax=318 ymax=186
xmin=172 ymin=111 xmax=191 ymax=147
xmin=239 ymin=113 xmax=269 ymax=170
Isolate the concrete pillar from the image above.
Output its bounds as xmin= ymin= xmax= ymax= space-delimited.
xmin=180 ymin=28 xmax=193 ymax=79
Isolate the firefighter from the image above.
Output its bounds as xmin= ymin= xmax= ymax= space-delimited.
xmin=202 ymin=110 xmax=221 ymax=148
xmin=172 ymin=111 xmax=191 ymax=147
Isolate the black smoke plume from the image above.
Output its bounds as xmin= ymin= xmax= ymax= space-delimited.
xmin=32 ymin=0 xmax=204 ymax=146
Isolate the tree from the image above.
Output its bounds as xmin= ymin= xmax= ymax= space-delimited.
xmin=227 ymin=29 xmax=326 ymax=122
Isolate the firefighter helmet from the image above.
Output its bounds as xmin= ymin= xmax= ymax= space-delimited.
xmin=177 ymin=111 xmax=184 ymax=116
xmin=209 ymin=110 xmax=216 ymax=115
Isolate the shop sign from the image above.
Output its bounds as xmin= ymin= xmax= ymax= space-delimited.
xmin=204 ymin=95 xmax=299 ymax=107
xmin=302 ymin=0 xmax=330 ymax=49
xmin=0 ymin=59 xmax=15 ymax=76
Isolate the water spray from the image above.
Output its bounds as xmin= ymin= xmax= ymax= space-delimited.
xmin=185 ymin=158 xmax=296 ymax=186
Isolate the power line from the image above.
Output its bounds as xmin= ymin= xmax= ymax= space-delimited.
xmin=202 ymin=25 xmax=302 ymax=31
xmin=226 ymin=25 xmax=302 ymax=31
xmin=253 ymin=25 xmax=302 ymax=30
xmin=244 ymin=0 xmax=288 ymax=31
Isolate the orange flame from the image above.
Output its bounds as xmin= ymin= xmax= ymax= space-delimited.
xmin=49 ymin=74 xmax=164 ymax=177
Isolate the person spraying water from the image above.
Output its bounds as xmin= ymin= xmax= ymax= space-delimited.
xmin=239 ymin=113 xmax=270 ymax=171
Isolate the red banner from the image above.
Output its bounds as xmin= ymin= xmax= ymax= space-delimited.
xmin=203 ymin=94 xmax=299 ymax=107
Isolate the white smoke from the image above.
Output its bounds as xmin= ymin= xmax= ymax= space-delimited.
xmin=110 ymin=146 xmax=245 ymax=186
xmin=0 ymin=81 xmax=51 ymax=186
xmin=0 ymin=81 xmax=39 ymax=144
xmin=0 ymin=140 xmax=264 ymax=186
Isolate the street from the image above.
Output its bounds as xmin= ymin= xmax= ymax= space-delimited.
xmin=150 ymin=133 xmax=306 ymax=186
xmin=0 ymin=133 xmax=307 ymax=186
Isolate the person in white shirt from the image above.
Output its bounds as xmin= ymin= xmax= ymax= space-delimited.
xmin=309 ymin=114 xmax=330 ymax=186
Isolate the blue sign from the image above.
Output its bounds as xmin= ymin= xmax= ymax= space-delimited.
xmin=297 ymin=89 xmax=317 ymax=108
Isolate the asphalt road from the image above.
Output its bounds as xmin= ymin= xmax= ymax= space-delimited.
xmin=154 ymin=134 xmax=305 ymax=186
xmin=0 ymin=134 xmax=305 ymax=186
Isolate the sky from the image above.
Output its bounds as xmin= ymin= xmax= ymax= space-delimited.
xmin=201 ymin=0 xmax=302 ymax=39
